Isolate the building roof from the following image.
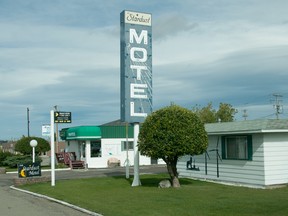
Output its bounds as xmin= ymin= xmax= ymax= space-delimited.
xmin=100 ymin=119 xmax=133 ymax=126
xmin=205 ymin=119 xmax=288 ymax=135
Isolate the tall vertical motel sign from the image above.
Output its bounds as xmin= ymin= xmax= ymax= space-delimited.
xmin=120 ymin=11 xmax=152 ymax=186
xmin=120 ymin=10 xmax=152 ymax=123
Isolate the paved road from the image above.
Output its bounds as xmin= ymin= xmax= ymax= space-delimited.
xmin=0 ymin=185 xmax=92 ymax=216
xmin=0 ymin=165 xmax=167 ymax=216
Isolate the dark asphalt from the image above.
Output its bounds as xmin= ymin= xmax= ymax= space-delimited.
xmin=0 ymin=165 xmax=167 ymax=216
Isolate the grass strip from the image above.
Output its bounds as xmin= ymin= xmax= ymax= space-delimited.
xmin=19 ymin=174 xmax=288 ymax=216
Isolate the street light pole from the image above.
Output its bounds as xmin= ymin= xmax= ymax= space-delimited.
xmin=30 ymin=139 xmax=38 ymax=163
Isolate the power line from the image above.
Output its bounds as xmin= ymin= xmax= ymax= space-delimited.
xmin=271 ymin=93 xmax=283 ymax=119
xmin=242 ymin=109 xmax=248 ymax=120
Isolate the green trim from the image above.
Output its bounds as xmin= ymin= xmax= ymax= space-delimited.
xmin=100 ymin=125 xmax=133 ymax=138
xmin=221 ymin=136 xmax=226 ymax=159
xmin=247 ymin=135 xmax=253 ymax=160
xmin=221 ymin=135 xmax=253 ymax=161
xmin=63 ymin=126 xmax=101 ymax=140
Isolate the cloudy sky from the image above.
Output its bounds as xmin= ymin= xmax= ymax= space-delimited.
xmin=1 ymin=0 xmax=288 ymax=140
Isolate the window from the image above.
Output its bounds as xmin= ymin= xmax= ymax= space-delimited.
xmin=91 ymin=140 xmax=101 ymax=157
xmin=121 ymin=141 xmax=134 ymax=151
xmin=221 ymin=135 xmax=252 ymax=160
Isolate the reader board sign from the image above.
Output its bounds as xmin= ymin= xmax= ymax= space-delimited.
xmin=42 ymin=124 xmax=51 ymax=136
xmin=120 ymin=10 xmax=152 ymax=123
xmin=54 ymin=111 xmax=72 ymax=123
xmin=18 ymin=162 xmax=41 ymax=178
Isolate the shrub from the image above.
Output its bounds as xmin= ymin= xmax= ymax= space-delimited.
xmin=2 ymin=155 xmax=42 ymax=168
xmin=0 ymin=151 xmax=13 ymax=166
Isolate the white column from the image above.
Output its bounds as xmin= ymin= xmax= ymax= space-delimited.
xmin=84 ymin=141 xmax=89 ymax=169
xmin=50 ymin=110 xmax=55 ymax=186
xmin=125 ymin=122 xmax=130 ymax=179
xmin=132 ymin=122 xmax=141 ymax=186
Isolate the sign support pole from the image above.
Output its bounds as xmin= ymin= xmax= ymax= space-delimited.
xmin=125 ymin=122 xmax=130 ymax=179
xmin=50 ymin=110 xmax=55 ymax=186
xmin=120 ymin=10 xmax=152 ymax=186
xmin=132 ymin=122 xmax=141 ymax=186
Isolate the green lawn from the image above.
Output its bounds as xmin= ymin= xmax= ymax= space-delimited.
xmin=19 ymin=174 xmax=288 ymax=216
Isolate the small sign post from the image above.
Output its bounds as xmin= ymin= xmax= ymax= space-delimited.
xmin=18 ymin=162 xmax=41 ymax=178
xmin=50 ymin=110 xmax=55 ymax=186
xmin=51 ymin=110 xmax=72 ymax=186
xmin=54 ymin=111 xmax=72 ymax=123
xmin=42 ymin=124 xmax=51 ymax=137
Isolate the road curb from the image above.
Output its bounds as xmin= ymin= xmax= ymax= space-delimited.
xmin=10 ymin=185 xmax=103 ymax=216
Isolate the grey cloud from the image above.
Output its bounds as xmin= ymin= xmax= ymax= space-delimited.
xmin=153 ymin=45 xmax=288 ymax=108
xmin=1 ymin=0 xmax=288 ymax=139
xmin=154 ymin=13 xmax=199 ymax=41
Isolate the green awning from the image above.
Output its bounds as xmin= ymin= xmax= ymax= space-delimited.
xmin=65 ymin=126 xmax=101 ymax=140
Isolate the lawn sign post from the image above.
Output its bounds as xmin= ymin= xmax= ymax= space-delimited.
xmin=50 ymin=110 xmax=72 ymax=186
xmin=50 ymin=110 xmax=55 ymax=186
xmin=120 ymin=10 xmax=152 ymax=186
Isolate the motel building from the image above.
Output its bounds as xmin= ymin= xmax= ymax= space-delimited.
xmin=60 ymin=120 xmax=163 ymax=168
xmin=177 ymin=119 xmax=288 ymax=188
xmin=60 ymin=118 xmax=288 ymax=188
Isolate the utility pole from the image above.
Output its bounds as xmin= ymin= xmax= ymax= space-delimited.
xmin=271 ymin=93 xmax=283 ymax=119
xmin=54 ymin=105 xmax=59 ymax=153
xmin=242 ymin=109 xmax=248 ymax=121
xmin=27 ymin=107 xmax=30 ymax=137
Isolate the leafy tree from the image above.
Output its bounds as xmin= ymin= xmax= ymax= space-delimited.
xmin=192 ymin=102 xmax=217 ymax=123
xmin=192 ymin=102 xmax=237 ymax=123
xmin=138 ymin=104 xmax=208 ymax=188
xmin=216 ymin=103 xmax=237 ymax=122
xmin=15 ymin=136 xmax=50 ymax=155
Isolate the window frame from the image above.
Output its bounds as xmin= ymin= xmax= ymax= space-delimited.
xmin=221 ymin=135 xmax=253 ymax=161
xmin=121 ymin=141 xmax=134 ymax=151
xmin=90 ymin=140 xmax=102 ymax=158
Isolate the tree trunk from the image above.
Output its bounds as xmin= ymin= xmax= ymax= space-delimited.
xmin=172 ymin=176 xmax=180 ymax=188
xmin=166 ymin=158 xmax=180 ymax=188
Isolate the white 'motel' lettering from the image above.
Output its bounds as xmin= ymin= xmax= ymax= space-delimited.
xmin=130 ymin=29 xmax=148 ymax=44
xmin=130 ymin=102 xmax=147 ymax=117
xmin=130 ymin=65 xmax=147 ymax=80
xmin=129 ymin=28 xmax=149 ymax=117
xmin=130 ymin=83 xmax=148 ymax=99
xmin=130 ymin=47 xmax=147 ymax=62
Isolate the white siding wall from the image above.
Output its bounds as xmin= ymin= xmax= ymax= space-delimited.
xmin=66 ymin=138 xmax=166 ymax=169
xmin=263 ymin=133 xmax=288 ymax=185
xmin=84 ymin=138 xmax=151 ymax=168
xmin=177 ymin=134 xmax=266 ymax=187
xmin=66 ymin=140 xmax=81 ymax=159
